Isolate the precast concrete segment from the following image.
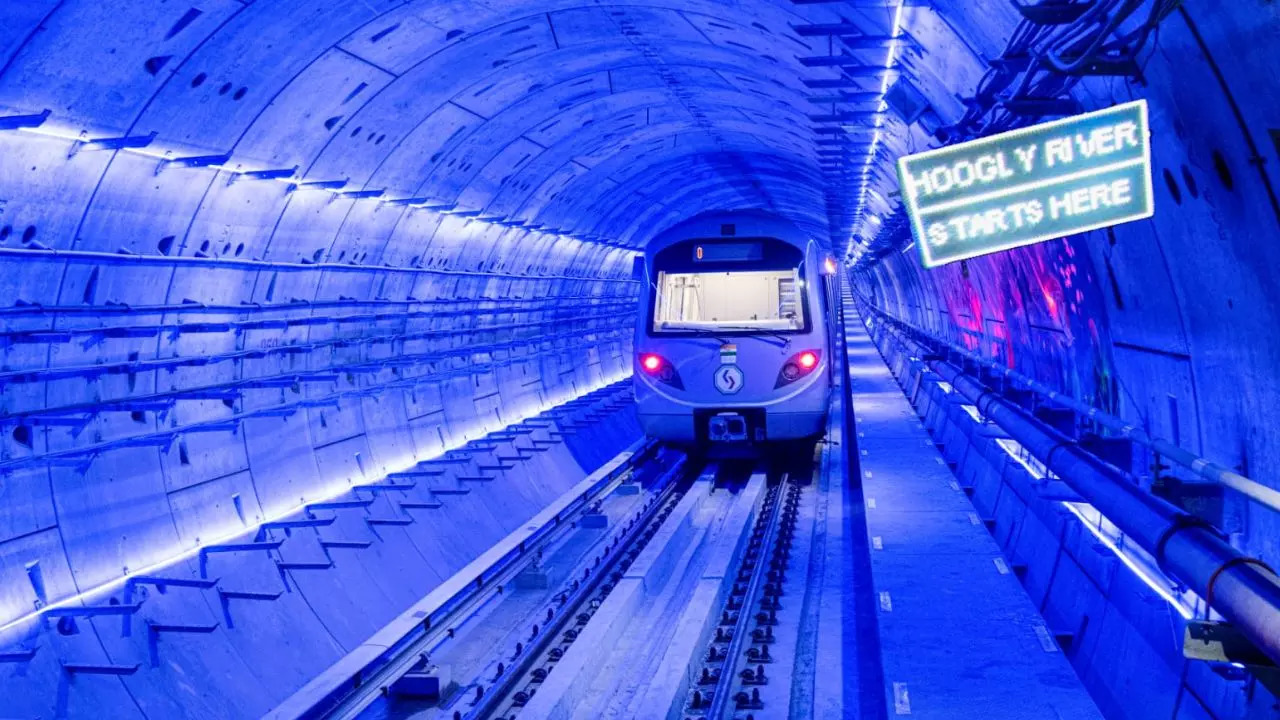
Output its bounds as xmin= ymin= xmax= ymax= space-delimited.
xmin=514 ymin=474 xmax=717 ymax=719
xmin=842 ymin=295 xmax=1105 ymax=720
xmin=441 ymin=453 xmax=688 ymax=720
xmin=591 ymin=480 xmax=766 ymax=720
xmin=568 ymin=486 xmax=750 ymax=718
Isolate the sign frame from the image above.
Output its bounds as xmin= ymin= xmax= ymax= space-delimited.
xmin=897 ymin=100 xmax=1155 ymax=269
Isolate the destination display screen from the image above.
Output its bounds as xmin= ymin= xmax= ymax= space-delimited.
xmin=898 ymin=100 xmax=1154 ymax=268
xmin=693 ymin=241 xmax=765 ymax=263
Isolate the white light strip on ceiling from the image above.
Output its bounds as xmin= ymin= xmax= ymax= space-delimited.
xmin=847 ymin=0 xmax=906 ymax=259
xmin=12 ymin=123 xmax=632 ymax=253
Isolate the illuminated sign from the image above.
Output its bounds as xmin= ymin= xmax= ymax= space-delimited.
xmin=692 ymin=241 xmax=764 ymax=262
xmin=898 ymin=100 xmax=1154 ymax=268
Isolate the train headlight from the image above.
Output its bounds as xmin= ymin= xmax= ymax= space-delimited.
xmin=775 ymin=350 xmax=821 ymax=388
xmin=638 ymin=353 xmax=684 ymax=389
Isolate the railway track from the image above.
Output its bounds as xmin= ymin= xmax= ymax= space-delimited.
xmin=460 ymin=462 xmax=696 ymax=719
xmin=337 ymin=447 xmax=822 ymax=720
xmin=686 ymin=472 xmax=804 ymax=720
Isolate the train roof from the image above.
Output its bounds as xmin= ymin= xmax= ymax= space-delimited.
xmin=647 ymin=211 xmax=815 ymax=253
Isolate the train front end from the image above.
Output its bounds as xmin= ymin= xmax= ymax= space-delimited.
xmin=633 ymin=214 xmax=835 ymax=453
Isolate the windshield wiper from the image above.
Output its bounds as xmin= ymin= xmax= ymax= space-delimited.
xmin=668 ymin=327 xmax=733 ymax=342
xmin=711 ymin=326 xmax=793 ymax=346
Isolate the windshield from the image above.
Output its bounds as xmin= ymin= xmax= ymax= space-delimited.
xmin=652 ymin=268 xmax=807 ymax=334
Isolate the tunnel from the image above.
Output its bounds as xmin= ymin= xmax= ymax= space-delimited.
xmin=1 ymin=1 xmax=1278 ymax=718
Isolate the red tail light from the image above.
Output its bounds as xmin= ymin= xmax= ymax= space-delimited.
xmin=776 ymin=350 xmax=822 ymax=388
xmin=638 ymin=353 xmax=683 ymax=389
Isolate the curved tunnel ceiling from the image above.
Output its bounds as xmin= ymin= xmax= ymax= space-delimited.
xmin=0 ymin=0 xmax=906 ymax=249
xmin=4 ymin=2 xmax=1280 ymax=717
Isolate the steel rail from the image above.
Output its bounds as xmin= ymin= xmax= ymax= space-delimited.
xmin=704 ymin=476 xmax=791 ymax=719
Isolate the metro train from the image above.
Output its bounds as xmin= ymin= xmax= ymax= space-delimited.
xmin=633 ymin=211 xmax=838 ymax=454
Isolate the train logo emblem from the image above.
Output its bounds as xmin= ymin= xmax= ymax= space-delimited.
xmin=714 ymin=365 xmax=744 ymax=394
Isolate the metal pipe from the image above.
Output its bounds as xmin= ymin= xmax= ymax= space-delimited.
xmin=857 ymin=300 xmax=1280 ymax=514
xmin=854 ymin=307 xmax=1280 ymax=663
xmin=923 ymin=355 xmax=1280 ymax=666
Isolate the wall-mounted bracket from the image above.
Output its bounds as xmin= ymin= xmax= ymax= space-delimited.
xmin=288 ymin=178 xmax=348 ymax=193
xmin=198 ymin=541 xmax=283 ymax=578
xmin=217 ymin=587 xmax=283 ymax=628
xmin=0 ymin=647 xmax=38 ymax=663
xmin=255 ymin=516 xmax=336 ymax=542
xmin=352 ymin=481 xmax=418 ymax=494
xmin=68 ymin=131 xmax=158 ymax=158
xmin=1185 ymin=620 xmax=1280 ymax=695
xmin=0 ymin=108 xmax=51 ymax=130
xmin=303 ymin=498 xmax=375 ymax=518
xmin=400 ymin=500 xmax=444 ymax=510
xmin=147 ymin=622 xmax=218 ymax=667
xmin=337 ymin=189 xmax=386 ymax=200
xmin=158 ymin=153 xmax=232 ymax=176
xmin=62 ymin=662 xmax=139 ymax=676
xmin=230 ymin=166 xmax=299 ymax=185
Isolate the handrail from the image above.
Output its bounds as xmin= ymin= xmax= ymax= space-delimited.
xmin=854 ymin=294 xmax=1280 ymax=514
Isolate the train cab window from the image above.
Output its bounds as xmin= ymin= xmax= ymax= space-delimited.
xmin=649 ymin=237 xmax=809 ymax=335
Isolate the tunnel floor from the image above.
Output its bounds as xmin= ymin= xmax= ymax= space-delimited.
xmin=4 ymin=2 xmax=1280 ymax=718
xmin=248 ymin=288 xmax=1105 ymax=720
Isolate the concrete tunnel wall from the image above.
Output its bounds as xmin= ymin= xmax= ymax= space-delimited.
xmin=848 ymin=4 xmax=1280 ymax=719
xmin=0 ymin=0 xmax=871 ymax=715
xmin=1 ymin=0 xmax=1277 ymax=718
xmin=854 ymin=3 xmax=1280 ymax=564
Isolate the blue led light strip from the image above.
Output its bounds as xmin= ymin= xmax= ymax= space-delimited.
xmin=9 ymin=116 xmax=633 ymax=252
xmin=847 ymin=1 xmax=906 ymax=261
xmin=0 ymin=372 xmax=633 ymax=638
